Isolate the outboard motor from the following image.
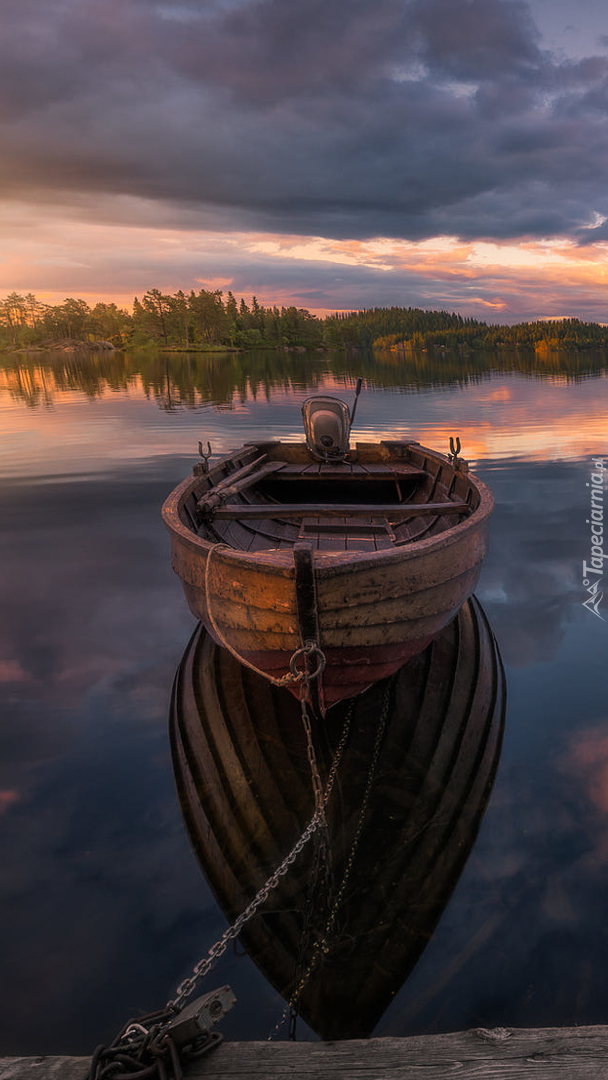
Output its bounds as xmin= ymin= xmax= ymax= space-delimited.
xmin=302 ymin=379 xmax=362 ymax=462
xmin=302 ymin=396 xmax=351 ymax=460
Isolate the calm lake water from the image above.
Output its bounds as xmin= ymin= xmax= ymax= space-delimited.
xmin=1 ymin=347 xmax=607 ymax=1053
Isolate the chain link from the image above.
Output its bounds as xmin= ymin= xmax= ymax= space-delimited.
xmin=286 ymin=675 xmax=394 ymax=1012
xmin=169 ymin=810 xmax=322 ymax=1010
xmin=268 ymin=698 xmax=355 ymax=1042
xmin=169 ymin=693 xmax=354 ymax=1015
xmin=300 ymin=688 xmax=327 ymax=823
xmin=281 ymin=679 xmax=336 ymax=1041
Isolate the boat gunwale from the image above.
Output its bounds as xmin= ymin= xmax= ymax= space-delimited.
xmin=161 ymin=440 xmax=494 ymax=574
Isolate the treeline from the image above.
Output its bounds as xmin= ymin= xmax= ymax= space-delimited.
xmin=0 ymin=289 xmax=323 ymax=350
xmin=328 ymin=307 xmax=483 ymax=350
xmin=1 ymin=291 xmax=608 ymax=352
xmin=0 ymin=293 xmax=132 ymax=349
xmin=373 ymin=315 xmax=608 ymax=352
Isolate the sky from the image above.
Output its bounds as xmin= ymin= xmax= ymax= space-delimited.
xmin=3 ymin=0 xmax=608 ymax=321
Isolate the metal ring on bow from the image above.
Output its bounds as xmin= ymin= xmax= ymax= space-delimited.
xmin=289 ymin=643 xmax=326 ymax=682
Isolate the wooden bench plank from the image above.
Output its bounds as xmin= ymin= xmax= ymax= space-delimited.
xmin=298 ymin=516 xmax=396 ymax=552
xmin=210 ymin=501 xmax=470 ymax=520
xmin=270 ymin=463 xmax=426 ymax=480
xmin=298 ymin=516 xmax=320 ymax=550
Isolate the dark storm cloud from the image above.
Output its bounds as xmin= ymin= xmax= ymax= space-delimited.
xmin=409 ymin=0 xmax=542 ymax=79
xmin=3 ymin=0 xmax=608 ymax=241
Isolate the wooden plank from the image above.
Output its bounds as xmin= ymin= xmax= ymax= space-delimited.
xmin=343 ymin=516 xmax=391 ymax=552
xmin=359 ymin=463 xmax=393 ymax=476
xmin=375 ymin=518 xmax=396 ymax=549
xmin=11 ymin=1028 xmax=608 ymax=1080
xmin=298 ymin=516 xmax=321 ymax=550
xmin=318 ymin=529 xmax=345 ymax=553
xmin=299 ymin=521 xmax=392 ymax=535
xmin=270 ymin=463 xmax=426 ymax=480
xmin=297 ymin=517 xmax=397 ymax=551
xmin=319 ymin=461 xmax=352 ymax=477
xmin=191 ymin=1030 xmax=608 ymax=1077
xmin=231 ymin=492 xmax=292 ymax=551
xmin=208 ymin=569 xmax=478 ymax=635
xmin=212 ymin=519 xmax=254 ymax=551
xmin=0 ymin=1060 xmax=89 ymax=1080
xmin=209 ymin=501 xmax=469 ymax=520
xmin=245 ymin=528 xmax=276 ymax=553
xmin=331 ymin=516 xmax=349 ymax=553
xmin=241 ymin=521 xmax=291 ymax=551
xmin=299 ymin=516 xmax=348 ymax=552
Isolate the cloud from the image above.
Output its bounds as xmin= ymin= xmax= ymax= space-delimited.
xmin=1 ymin=0 xmax=608 ymax=247
xmin=476 ymin=459 xmax=591 ymax=666
xmin=6 ymin=195 xmax=608 ymax=320
xmin=562 ymin=725 xmax=608 ymax=815
xmin=409 ymin=0 xmax=543 ymax=80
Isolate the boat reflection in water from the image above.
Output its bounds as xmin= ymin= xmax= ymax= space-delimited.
xmin=170 ymin=595 xmax=505 ymax=1040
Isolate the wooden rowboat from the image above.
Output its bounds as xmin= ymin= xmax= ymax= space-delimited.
xmin=162 ymin=395 xmax=493 ymax=707
xmin=170 ymin=596 xmax=506 ymax=1039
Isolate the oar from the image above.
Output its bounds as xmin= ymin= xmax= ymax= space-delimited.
xmin=197 ymin=460 xmax=285 ymax=511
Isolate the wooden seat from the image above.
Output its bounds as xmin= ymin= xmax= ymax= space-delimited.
xmin=271 ymin=462 xmax=426 ymax=480
xmin=298 ymin=515 xmax=396 ymax=552
xmin=208 ymin=501 xmax=470 ymax=520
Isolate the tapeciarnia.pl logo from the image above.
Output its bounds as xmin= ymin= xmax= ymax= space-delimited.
xmin=582 ymin=456 xmax=606 ymax=621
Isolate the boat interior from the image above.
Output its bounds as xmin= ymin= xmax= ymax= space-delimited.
xmin=181 ymin=441 xmax=480 ymax=554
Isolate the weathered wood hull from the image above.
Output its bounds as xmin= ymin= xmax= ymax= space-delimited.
xmin=163 ymin=441 xmax=493 ymax=707
xmin=170 ymin=596 xmax=506 ymax=1040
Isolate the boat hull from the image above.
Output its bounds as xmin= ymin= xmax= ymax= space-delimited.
xmin=163 ymin=441 xmax=493 ymax=707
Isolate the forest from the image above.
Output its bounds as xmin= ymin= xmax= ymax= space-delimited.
xmin=1 ymin=289 xmax=607 ymax=352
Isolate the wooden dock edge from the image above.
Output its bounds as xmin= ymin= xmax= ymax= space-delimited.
xmin=4 ymin=1027 xmax=608 ymax=1079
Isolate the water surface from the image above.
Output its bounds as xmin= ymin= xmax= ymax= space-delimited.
xmin=1 ymin=347 xmax=607 ymax=1052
